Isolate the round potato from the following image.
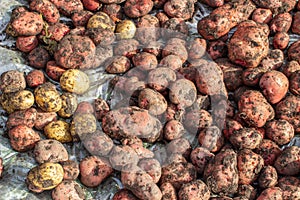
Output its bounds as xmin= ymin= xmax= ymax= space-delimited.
xmin=105 ymin=56 xmax=131 ymax=74
xmin=109 ymin=145 xmax=139 ymax=171
xmin=44 ymin=120 xmax=73 ymax=143
xmin=124 ymin=0 xmax=153 ymax=18
xmin=70 ymin=113 xmax=97 ymax=141
xmin=60 ymin=69 xmax=90 ymax=95
xmin=184 ymin=109 xmax=213 ymax=134
xmin=198 ymin=126 xmax=224 ymax=153
xmin=26 ymin=70 xmax=46 ymax=88
xmin=0 ymin=70 xmax=26 ymax=93
xmin=52 ymin=180 xmax=85 ymax=200
xmin=265 ymin=119 xmax=294 ymax=145
xmin=58 ymin=93 xmax=78 ymax=118
xmin=178 ymin=180 xmax=210 ymax=200
xmin=138 ymin=158 xmax=161 ymax=183
xmin=87 ymin=11 xmax=115 ymax=31
xmin=258 ymin=166 xmax=278 ymax=189
xmin=116 ymin=20 xmax=136 ymax=39
xmin=16 ymin=35 xmax=39 ymax=53
xmin=169 ymin=79 xmax=197 ymax=108
xmin=274 ymin=146 xmax=300 ymax=176
xmin=34 ymin=139 xmax=69 ymax=164
xmin=148 ymin=67 xmax=176 ymax=92
xmin=61 ymin=160 xmax=80 ymax=180
xmin=138 ymin=88 xmax=168 ymax=115
xmin=27 ymin=162 xmax=64 ymax=193
xmin=164 ymin=120 xmax=185 ymax=141
xmin=229 ymin=127 xmax=263 ymax=150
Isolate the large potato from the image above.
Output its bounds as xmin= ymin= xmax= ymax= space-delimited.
xmin=60 ymin=69 xmax=90 ymax=95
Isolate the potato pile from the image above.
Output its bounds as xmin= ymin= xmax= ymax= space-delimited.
xmin=1 ymin=0 xmax=300 ymax=199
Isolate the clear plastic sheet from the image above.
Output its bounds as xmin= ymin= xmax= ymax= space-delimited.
xmin=0 ymin=1 xmax=300 ymax=199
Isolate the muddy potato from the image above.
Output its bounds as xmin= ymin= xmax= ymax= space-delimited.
xmin=34 ymin=110 xmax=57 ymax=130
xmin=288 ymin=41 xmax=300 ymax=64
xmin=258 ymin=166 xmax=278 ymax=189
xmin=82 ymin=0 xmax=101 ymax=11
xmin=160 ymin=182 xmax=177 ymax=200
xmin=265 ymin=119 xmax=294 ymax=145
xmin=34 ymin=139 xmax=68 ymax=164
xmin=44 ymin=120 xmax=73 ymax=143
xmin=102 ymin=3 xmax=123 ymax=22
xmin=26 ymin=162 xmax=64 ymax=193
xmin=28 ymin=47 xmax=51 ymax=69
xmin=9 ymin=125 xmax=40 ymax=152
xmin=290 ymin=70 xmax=300 ymax=96
xmin=16 ymin=35 xmax=39 ymax=53
xmin=34 ymin=82 xmax=62 ymax=112
xmin=236 ymin=184 xmax=256 ymax=200
xmin=184 ymin=109 xmax=213 ymax=134
xmin=0 ymin=90 xmax=35 ymax=114
xmin=52 ymin=180 xmax=85 ymax=200
xmin=178 ymin=180 xmax=210 ymax=200
xmin=124 ymin=0 xmax=153 ymax=18
xmin=61 ymin=160 xmax=80 ymax=180
xmin=164 ymin=120 xmax=185 ymax=141
xmin=259 ymin=70 xmax=289 ymax=104
xmin=60 ymin=69 xmax=90 ymax=95
xmin=190 ymin=147 xmax=214 ymax=174
xmin=270 ymin=12 xmax=292 ymax=33
xmin=162 ymin=17 xmax=189 ymax=39
xmin=132 ymin=52 xmax=158 ymax=71
xmin=116 ymin=20 xmax=136 ymax=40
xmin=72 ymin=10 xmax=93 ymax=26
xmin=207 ymin=40 xmax=227 ymax=60
xmin=109 ymin=145 xmax=139 ymax=170
xmin=162 ymin=38 xmax=188 ymax=62
xmin=41 ymin=22 xmax=70 ymax=42
xmin=94 ymin=98 xmax=110 ymax=120
xmin=80 ymin=156 xmax=113 ymax=187
xmin=46 ymin=61 xmax=66 ymax=81
xmin=167 ymin=138 xmax=191 ymax=159
xmin=188 ymin=38 xmax=206 ymax=60
xmin=242 ymin=66 xmax=269 ymax=87
xmin=274 ymin=146 xmax=300 ymax=175
xmin=6 ymin=108 xmax=37 ymax=129
xmin=30 ymin=0 xmax=60 ymax=24
xmin=251 ymin=8 xmax=272 ymax=24
xmin=138 ymin=158 xmax=161 ymax=183
xmin=85 ymin=27 xmax=115 ymax=46
xmin=138 ymin=88 xmax=168 ymax=115
xmin=113 ymin=39 xmax=139 ymax=58
xmin=26 ymin=70 xmax=45 ymax=88
xmin=273 ymin=32 xmax=289 ymax=50
xmin=282 ymin=61 xmax=300 ymax=78
xmin=164 ymin=0 xmax=194 ymax=20
xmin=70 ymin=113 xmax=97 ymax=141
xmin=169 ymin=79 xmax=197 ymax=108
xmin=135 ymin=15 xmax=160 ymax=44
xmin=277 ymin=176 xmax=300 ymax=200
xmin=105 ymin=56 xmax=131 ymax=74
xmin=112 ymin=189 xmax=139 ymax=200
xmin=0 ymin=70 xmax=26 ymax=93
xmin=229 ymin=127 xmax=262 ymax=150
xmin=58 ymin=93 xmax=78 ymax=118
xmin=49 ymin=0 xmax=83 ymax=16
xmin=254 ymin=139 xmax=282 ymax=166
xmin=256 ymin=187 xmax=283 ymax=200
xmin=148 ymin=67 xmax=176 ymax=92
xmin=87 ymin=11 xmax=115 ymax=31
xmin=198 ymin=126 xmax=224 ymax=153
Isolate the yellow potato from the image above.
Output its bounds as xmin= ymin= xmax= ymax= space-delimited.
xmin=70 ymin=113 xmax=97 ymax=141
xmin=58 ymin=92 xmax=78 ymax=118
xmin=60 ymin=69 xmax=90 ymax=95
xmin=87 ymin=12 xmax=115 ymax=32
xmin=116 ymin=20 xmax=136 ymax=39
xmin=44 ymin=120 xmax=73 ymax=143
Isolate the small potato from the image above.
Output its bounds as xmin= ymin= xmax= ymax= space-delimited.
xmin=198 ymin=126 xmax=224 ymax=153
xmin=44 ymin=120 xmax=73 ymax=143
xmin=114 ymin=39 xmax=139 ymax=58
xmin=251 ymin=8 xmax=272 ymax=24
xmin=269 ymin=12 xmax=292 ymax=33
xmin=164 ymin=120 xmax=185 ymax=141
xmin=109 ymin=145 xmax=139 ymax=170
xmin=236 ymin=184 xmax=257 ymax=200
xmin=160 ymin=182 xmax=177 ymax=200
xmin=87 ymin=11 xmax=115 ymax=31
xmin=288 ymin=41 xmax=300 ymax=64
xmin=254 ymin=139 xmax=282 ymax=166
xmin=242 ymin=66 xmax=269 ymax=87
xmin=60 ymin=69 xmax=90 ymax=95
xmin=16 ymin=35 xmax=38 ymax=53
xmin=58 ymin=92 xmax=78 ymax=118
xmin=190 ymin=147 xmax=214 ymax=174
xmin=164 ymin=0 xmax=194 ymax=20
xmin=169 ymin=79 xmax=197 ymax=108
xmin=256 ymin=187 xmax=283 ymax=200
xmin=28 ymin=47 xmax=51 ymax=69
xmin=273 ymin=32 xmax=289 ymax=50
xmin=167 ymin=138 xmax=191 ymax=159
xmin=289 ymin=70 xmax=300 ymax=95
xmin=72 ymin=10 xmax=93 ymax=26
xmin=80 ymin=156 xmax=113 ymax=187
xmin=6 ymin=108 xmax=37 ymax=129
xmin=138 ymin=88 xmax=168 ymax=115
xmin=112 ymin=189 xmax=139 ymax=200
xmin=259 ymin=70 xmax=289 ymax=104
xmin=207 ymin=40 xmax=227 ymax=60
xmin=30 ymin=0 xmax=60 ymax=24
xmin=148 ymin=67 xmax=176 ymax=92
xmin=105 ymin=56 xmax=131 ymax=74
xmin=82 ymin=0 xmax=101 ymax=11
xmin=184 ymin=109 xmax=212 ymax=134
xmin=0 ymin=70 xmax=26 ymax=93
xmin=34 ymin=82 xmax=62 ymax=112
xmin=124 ymin=0 xmax=153 ymax=18
xmin=116 ymin=20 xmax=136 ymax=40
xmin=70 ymin=113 xmax=97 ymax=141
xmin=52 ymin=180 xmax=85 ymax=200
xmin=274 ymin=146 xmax=300 ymax=175
xmin=26 ymin=70 xmax=45 ymax=88
xmin=159 ymin=55 xmax=183 ymax=70
xmin=178 ymin=180 xmax=210 ymax=200
xmin=229 ymin=127 xmax=262 ymax=150
xmin=161 ymin=17 xmax=188 ymax=39
xmin=75 ymin=101 xmax=94 ymax=115
xmin=258 ymin=166 xmax=278 ymax=189
xmin=265 ymin=119 xmax=294 ymax=145
xmin=132 ymin=52 xmax=158 ymax=71
xmin=61 ymin=160 xmax=80 ymax=180
xmin=188 ymin=38 xmax=206 ymax=60
xmin=46 ymin=61 xmax=66 ymax=81
xmin=34 ymin=110 xmax=57 ymax=130
xmin=162 ymin=38 xmax=188 ymax=62
xmin=9 ymin=125 xmax=40 ymax=152
xmin=94 ymin=98 xmax=110 ymax=120
xmin=138 ymin=158 xmax=161 ymax=183
xmin=34 ymin=139 xmax=68 ymax=164
xmin=26 ymin=162 xmax=64 ymax=193
xmin=222 ymin=118 xmax=243 ymax=139
xmin=278 ymin=176 xmax=300 ymax=200
xmin=292 ymin=12 xmax=300 ymax=35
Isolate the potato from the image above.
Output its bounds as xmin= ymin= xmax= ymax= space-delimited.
xmin=116 ymin=20 xmax=136 ymax=40
xmin=260 ymin=48 xmax=284 ymax=70
xmin=282 ymin=61 xmax=300 ymax=78
xmin=58 ymin=93 xmax=78 ymax=118
xmin=265 ymin=119 xmax=294 ymax=145
xmin=164 ymin=120 xmax=185 ymax=141
xmin=138 ymin=158 xmax=161 ymax=183
xmin=161 ymin=18 xmax=188 ymax=39
xmin=148 ymin=67 xmax=176 ymax=92
xmin=143 ymin=41 xmax=163 ymax=57
xmin=135 ymin=15 xmax=160 ymax=44
xmin=204 ymin=148 xmax=238 ymax=196
xmin=277 ymin=176 xmax=300 ymax=200
xmin=114 ymin=39 xmax=139 ymax=58
xmin=83 ymin=130 xmax=114 ymax=157
xmin=33 ymin=139 xmax=68 ymax=164
xmin=164 ymin=0 xmax=194 ymax=20
xmin=70 ymin=113 xmax=97 ymax=141
xmin=61 ymin=160 xmax=80 ymax=180
xmin=184 ymin=109 xmax=213 ymax=134
xmin=258 ymin=166 xmax=278 ymax=189
xmin=207 ymin=40 xmax=227 ymax=60
xmin=251 ymin=8 xmax=272 ymax=24
xmin=26 ymin=162 xmax=64 ymax=193
xmin=0 ymin=90 xmax=35 ymax=114
xmin=48 ymin=0 xmax=83 ymax=16
xmin=288 ymin=41 xmax=300 ymax=64
xmin=85 ymin=27 xmax=115 ymax=46
xmin=102 ymin=3 xmax=124 ymax=23
xmin=44 ymin=120 xmax=73 ymax=143
xmin=109 ymin=145 xmax=139 ymax=170
xmin=274 ymin=146 xmax=300 ymax=175
xmin=41 ymin=22 xmax=70 ymax=42
xmin=34 ymin=82 xmax=62 ymax=112
xmin=71 ymin=10 xmax=93 ymax=27
xmin=121 ymin=137 xmax=154 ymax=159
xmin=60 ymin=69 xmax=90 ymax=95
xmin=82 ymin=0 xmax=101 ymax=11
xmin=190 ymin=147 xmax=214 ymax=174
xmin=167 ymin=138 xmax=191 ymax=159
xmin=87 ymin=11 xmax=115 ymax=31
xmin=105 ymin=56 xmax=131 ymax=74
xmin=132 ymin=52 xmax=158 ymax=71
xmin=269 ymin=12 xmax=292 ymax=33
xmin=52 ymin=180 xmax=85 ymax=200
xmin=236 ymin=184 xmax=257 ymax=200
xmin=34 ymin=110 xmax=57 ymax=130
xmin=0 ymin=70 xmax=26 ymax=93
xmin=54 ymin=35 xmax=96 ymax=69
xmin=289 ymin=70 xmax=300 ymax=96
xmin=26 ymin=70 xmax=45 ymax=88
xmin=30 ymin=0 xmax=60 ymax=24
xmin=80 ymin=156 xmax=113 ymax=187
xmin=94 ymin=98 xmax=110 ymax=120
xmin=160 ymin=182 xmax=177 ymax=200
xmin=259 ymin=70 xmax=288 ymax=104
xmin=99 ymin=0 xmax=125 ymax=3
xmin=16 ymin=35 xmax=39 ymax=53
xmin=198 ymin=126 xmax=224 ymax=152
xmin=8 ymin=125 xmax=40 ymax=152
xmin=229 ymin=127 xmax=262 ymax=150
xmin=242 ymin=66 xmax=269 ymax=87
xmin=178 ymin=180 xmax=210 ymax=200
xmin=28 ymin=47 xmax=51 ymax=69
xmin=257 ymin=187 xmax=283 ymax=200
xmin=162 ymin=38 xmax=188 ymax=62
xmin=273 ymin=32 xmax=289 ymax=50
xmin=252 ymin=0 xmax=296 ymax=14
xmin=112 ymin=189 xmax=139 ymax=200
xmin=169 ymin=79 xmax=197 ymax=108
xmin=138 ymin=88 xmax=168 ymax=115
xmin=124 ymin=0 xmax=153 ymax=18
xmin=254 ymin=139 xmax=281 ymax=166
xmin=6 ymin=108 xmax=37 ymax=129
xmin=45 ymin=61 xmax=66 ymax=81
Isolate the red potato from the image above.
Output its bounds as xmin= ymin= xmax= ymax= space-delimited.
xmin=101 ymin=4 xmax=124 ymax=23
xmin=265 ymin=119 xmax=294 ymax=145
xmin=289 ymin=70 xmax=300 ymax=95
xmin=162 ymin=38 xmax=188 ymax=62
xmin=156 ymin=12 xmax=169 ymax=26
xmin=164 ymin=103 xmax=184 ymax=122
xmin=94 ymin=98 xmax=110 ymax=121
xmin=52 ymin=180 xmax=85 ymax=200
xmin=222 ymin=118 xmax=243 ymax=139
xmin=236 ymin=184 xmax=256 ymax=200
xmin=72 ymin=10 xmax=93 ymax=27
xmin=28 ymin=47 xmax=51 ymax=69
xmin=258 ymin=166 xmax=278 ymax=189
xmin=153 ymin=0 xmax=167 ymax=8
xmin=85 ymin=27 xmax=115 ymax=46
xmin=274 ymin=146 xmax=300 ymax=175
xmin=30 ymin=0 xmax=60 ymax=24
xmin=201 ymin=0 xmax=224 ymax=7
xmin=288 ymin=40 xmax=300 ymax=64
xmin=251 ymin=0 xmax=296 ymax=14
xmin=135 ymin=15 xmax=160 ymax=44
xmin=124 ymin=0 xmax=153 ymax=18
xmin=109 ymin=145 xmax=139 ymax=170
xmin=82 ymin=0 xmax=101 ymax=11
xmin=132 ymin=52 xmax=158 ymax=71
xmin=99 ymin=0 xmax=125 ymax=3
xmin=79 ymin=156 xmax=113 ymax=187
xmin=169 ymin=79 xmax=197 ymax=108
xmin=160 ymin=182 xmax=178 ymax=200
xmin=229 ymin=127 xmax=263 ymax=150
xmin=256 ymin=187 xmax=283 ymax=200
xmin=138 ymin=158 xmax=161 ymax=183
xmin=16 ymin=36 xmax=38 ymax=53
xmin=184 ymin=109 xmax=213 ymax=134
xmin=164 ymin=0 xmax=194 ymax=20
xmin=46 ymin=61 xmax=66 ymax=81
xmin=188 ymin=38 xmax=207 ymax=60
xmin=254 ymin=139 xmax=282 ymax=166
xmin=260 ymin=49 xmax=284 ymax=70
xmin=0 ymin=70 xmax=26 ymax=93
xmin=207 ymin=40 xmax=227 ymax=60
xmin=61 ymin=160 xmax=80 ymax=180
xmin=34 ymin=110 xmax=57 ymax=130
xmin=273 ymin=32 xmax=289 ymax=50
xmin=269 ymin=13 xmax=292 ymax=33
xmin=49 ymin=0 xmax=83 ymax=16
xmin=178 ymin=180 xmax=210 ymax=200
xmin=26 ymin=70 xmax=45 ymax=88
xmin=282 ymin=60 xmax=300 ymax=78
xmin=148 ymin=67 xmax=176 ymax=92
xmin=161 ymin=18 xmax=189 ymax=39
xmin=259 ymin=70 xmax=289 ymax=104
xmin=251 ymin=8 xmax=272 ymax=24
xmin=114 ymin=39 xmax=139 ymax=58
xmin=164 ymin=120 xmax=185 ymax=141
xmin=143 ymin=41 xmax=163 ymax=57
xmin=197 ymin=0 xmax=256 ymax=40
xmin=8 ymin=125 xmax=40 ymax=152
xmin=75 ymin=101 xmax=93 ymax=114
xmin=242 ymin=66 xmax=269 ymax=87
xmin=6 ymin=108 xmax=37 ymax=129
xmin=190 ymin=147 xmax=214 ymax=174
xmin=159 ymin=55 xmax=183 ymax=70
xmin=198 ymin=126 xmax=224 ymax=153
xmin=112 ymin=189 xmax=139 ymax=200
xmin=42 ymin=23 xmax=70 ymax=42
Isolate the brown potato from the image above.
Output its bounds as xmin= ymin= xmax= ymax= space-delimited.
xmin=105 ymin=56 xmax=131 ymax=74
xmin=52 ymin=180 xmax=85 ymax=200
xmin=164 ymin=0 xmax=194 ymax=20
xmin=265 ymin=119 xmax=294 ymax=145
xmin=258 ymin=166 xmax=278 ymax=189
xmin=254 ymin=139 xmax=282 ymax=166
xmin=79 ymin=156 xmax=113 ymax=187
xmin=33 ymin=139 xmax=68 ymax=164
xmin=58 ymin=92 xmax=78 ymax=118
xmin=28 ymin=47 xmax=51 ymax=69
xmin=6 ymin=108 xmax=37 ymax=129
xmin=16 ymin=36 xmax=39 ymax=53
xmin=30 ymin=0 xmax=60 ymax=24
xmin=289 ymin=70 xmax=300 ymax=95
xmin=251 ymin=8 xmax=272 ymax=24
xmin=61 ymin=160 xmax=80 ymax=180
xmin=138 ymin=88 xmax=168 ymax=115
xmin=274 ymin=146 xmax=300 ymax=175
xmin=277 ymin=176 xmax=300 ymax=200
xmin=190 ymin=147 xmax=214 ymax=174
xmin=124 ymin=0 xmax=153 ymax=18
xmin=164 ymin=120 xmax=185 ymax=141
xmin=273 ymin=32 xmax=289 ymax=50
xmin=288 ymin=41 xmax=300 ymax=64
xmin=0 ymin=70 xmax=26 ymax=93
xmin=178 ymin=180 xmax=210 ymax=200
xmin=292 ymin=12 xmax=300 ymax=35
xmin=26 ymin=70 xmax=45 ymax=88
xmin=269 ymin=12 xmax=292 ymax=33
xmin=101 ymin=3 xmax=124 ymax=22
xmin=160 ymin=182 xmax=177 ymax=200
xmin=236 ymin=184 xmax=257 ymax=200
xmin=109 ymin=145 xmax=139 ymax=170
xmin=229 ymin=127 xmax=263 ymax=150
